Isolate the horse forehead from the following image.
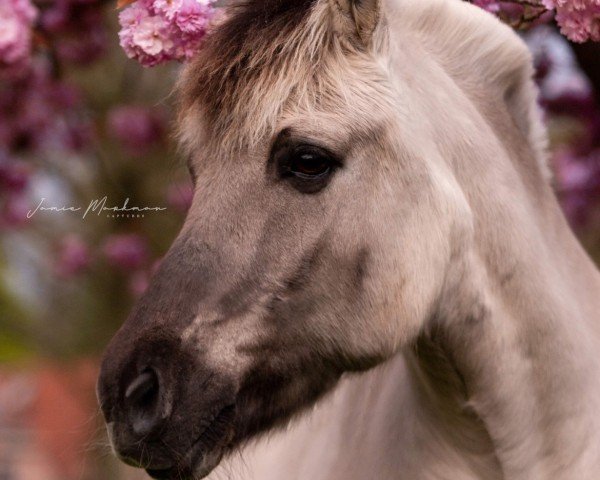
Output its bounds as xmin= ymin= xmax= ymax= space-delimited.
xmin=178 ymin=59 xmax=396 ymax=161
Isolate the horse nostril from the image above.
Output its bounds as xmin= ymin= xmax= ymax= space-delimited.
xmin=125 ymin=368 xmax=165 ymax=437
xmin=126 ymin=369 xmax=159 ymax=406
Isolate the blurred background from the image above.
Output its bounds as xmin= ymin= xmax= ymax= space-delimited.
xmin=0 ymin=1 xmax=599 ymax=479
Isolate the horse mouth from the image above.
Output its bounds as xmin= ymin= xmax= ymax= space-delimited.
xmin=145 ymin=404 xmax=236 ymax=480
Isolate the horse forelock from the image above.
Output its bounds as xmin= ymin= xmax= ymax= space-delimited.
xmin=176 ymin=0 xmax=392 ymax=156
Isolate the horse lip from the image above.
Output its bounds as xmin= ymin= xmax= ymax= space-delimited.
xmin=145 ymin=404 xmax=236 ymax=480
xmin=121 ymin=455 xmax=173 ymax=471
xmin=145 ymin=467 xmax=176 ymax=480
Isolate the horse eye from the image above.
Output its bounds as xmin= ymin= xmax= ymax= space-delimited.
xmin=274 ymin=143 xmax=340 ymax=194
xmin=290 ymin=150 xmax=332 ymax=178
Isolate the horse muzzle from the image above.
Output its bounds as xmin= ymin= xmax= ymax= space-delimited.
xmin=97 ymin=331 xmax=237 ymax=480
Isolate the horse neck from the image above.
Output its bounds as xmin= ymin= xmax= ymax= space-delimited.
xmin=333 ymin=13 xmax=600 ymax=480
xmin=381 ymin=6 xmax=600 ymax=474
xmin=418 ymin=125 xmax=600 ymax=479
xmin=353 ymin=179 xmax=600 ymax=480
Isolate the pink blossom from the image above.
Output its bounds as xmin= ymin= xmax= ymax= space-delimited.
xmin=153 ymin=0 xmax=182 ymax=19
xmin=11 ymin=0 xmax=37 ymax=21
xmin=0 ymin=0 xmax=38 ymax=74
xmin=156 ymin=0 xmax=213 ymax=34
xmin=133 ymin=14 xmax=173 ymax=56
xmin=553 ymin=0 xmax=600 ymax=43
xmin=119 ymin=2 xmax=171 ymax=67
xmin=118 ymin=0 xmax=215 ymax=67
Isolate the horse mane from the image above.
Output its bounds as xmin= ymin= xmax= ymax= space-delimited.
xmin=396 ymin=0 xmax=549 ymax=178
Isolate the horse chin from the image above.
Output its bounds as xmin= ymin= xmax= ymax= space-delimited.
xmin=145 ymin=448 xmax=226 ymax=480
xmin=146 ymin=404 xmax=236 ymax=480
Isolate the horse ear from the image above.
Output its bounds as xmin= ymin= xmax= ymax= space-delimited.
xmin=330 ymin=0 xmax=382 ymax=47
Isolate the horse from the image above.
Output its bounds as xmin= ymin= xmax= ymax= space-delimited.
xmin=96 ymin=0 xmax=600 ymax=478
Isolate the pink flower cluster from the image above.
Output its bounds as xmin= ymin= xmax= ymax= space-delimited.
xmin=118 ymin=0 xmax=216 ymax=67
xmin=545 ymin=0 xmax=600 ymax=42
xmin=0 ymin=0 xmax=37 ymax=75
xmin=473 ymin=0 xmax=600 ymax=42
